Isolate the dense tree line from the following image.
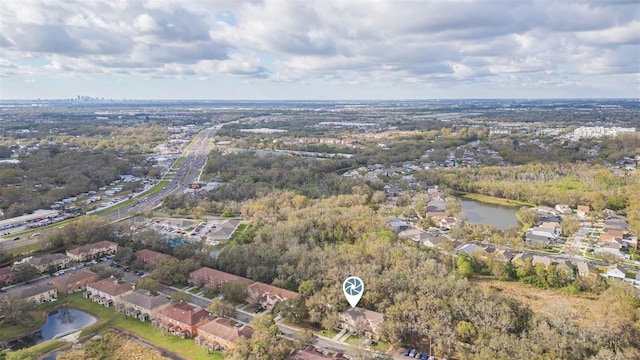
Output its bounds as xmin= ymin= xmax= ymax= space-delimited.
xmin=0 ymin=147 xmax=149 ymax=217
xmin=203 ymin=151 xmax=369 ymax=202
xmin=212 ymin=191 xmax=640 ymax=359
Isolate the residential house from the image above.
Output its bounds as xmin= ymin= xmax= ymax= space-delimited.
xmin=525 ymin=228 xmax=557 ymax=247
xmin=576 ymin=205 xmax=590 ymax=219
xmin=188 ymin=267 xmax=252 ymax=289
xmin=439 ymin=217 xmax=458 ymax=230
xmin=456 ymin=243 xmax=482 ymax=255
xmin=247 ymin=282 xmax=298 ymax=310
xmin=339 ymin=307 xmax=384 ymax=340
xmin=195 ymin=317 xmax=254 ymax=351
xmin=119 ymin=289 xmax=171 ymax=322
xmin=422 ymin=235 xmax=449 ymax=248
xmin=153 ymin=301 xmax=210 ymax=338
xmin=511 ymin=252 xmax=535 ymax=266
xmin=398 ymin=227 xmax=422 ymax=240
xmin=52 ymin=270 xmax=98 ymax=294
xmin=287 ymin=346 xmax=348 ymax=360
xmin=604 ymin=216 xmax=629 ymax=231
xmin=387 ymin=218 xmax=409 ymax=233
xmin=554 ymin=204 xmax=573 ymax=215
xmin=536 ymin=206 xmax=558 ymax=216
xmin=6 ymin=284 xmax=57 ymax=304
xmin=85 ymin=278 xmax=134 ymax=307
xmin=595 ymin=242 xmax=625 ymax=259
xmin=492 ymin=249 xmax=515 ymax=263
xmin=135 ymin=249 xmax=175 ymax=266
xmin=28 ymin=253 xmax=70 ymax=272
xmin=607 ymin=264 xmax=626 ymax=280
xmin=0 ymin=266 xmax=14 ymax=285
xmin=576 ymin=261 xmax=596 ymax=278
xmin=600 ymin=229 xmax=625 ymax=244
xmin=66 ymin=241 xmax=118 ymax=262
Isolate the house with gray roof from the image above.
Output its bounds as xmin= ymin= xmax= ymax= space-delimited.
xmin=120 ymin=289 xmax=171 ymax=321
xmin=5 ymin=283 xmax=57 ymax=304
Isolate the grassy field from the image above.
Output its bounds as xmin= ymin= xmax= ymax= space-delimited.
xmin=5 ymin=340 xmax=68 ymax=360
xmin=470 ymin=277 xmax=613 ymax=324
xmin=1 ymin=293 xmax=223 ymax=360
xmin=172 ymin=157 xmax=186 ymax=170
xmin=62 ymin=293 xmax=223 ymax=360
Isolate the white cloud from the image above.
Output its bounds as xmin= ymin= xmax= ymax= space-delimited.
xmin=0 ymin=0 xmax=638 ymax=97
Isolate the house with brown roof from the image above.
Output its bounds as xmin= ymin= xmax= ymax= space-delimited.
xmin=287 ymin=346 xmax=348 ymax=360
xmin=576 ymin=205 xmax=590 ymax=219
xmin=600 ymin=229 xmax=625 ymax=244
xmin=339 ymin=307 xmax=384 ymax=340
xmin=195 ymin=317 xmax=254 ymax=351
xmin=85 ymin=278 xmax=133 ymax=307
xmin=52 ymin=270 xmax=98 ymax=294
xmin=135 ymin=249 xmax=175 ymax=266
xmin=28 ymin=253 xmax=70 ymax=272
xmin=6 ymin=284 xmax=57 ymax=304
xmin=66 ymin=241 xmax=118 ymax=262
xmin=188 ymin=267 xmax=252 ymax=289
xmin=153 ymin=301 xmax=210 ymax=338
xmin=119 ymin=289 xmax=171 ymax=322
xmin=246 ymin=282 xmax=298 ymax=310
xmin=0 ymin=266 xmax=14 ymax=285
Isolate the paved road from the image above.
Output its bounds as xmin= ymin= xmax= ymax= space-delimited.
xmin=0 ymin=126 xmax=220 ymax=251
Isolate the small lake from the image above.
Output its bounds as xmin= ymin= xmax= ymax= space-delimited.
xmin=6 ymin=307 xmax=96 ymax=350
xmin=460 ymin=199 xmax=520 ymax=230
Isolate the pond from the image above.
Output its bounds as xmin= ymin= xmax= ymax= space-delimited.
xmin=6 ymin=307 xmax=97 ymax=350
xmin=460 ymin=198 xmax=520 ymax=231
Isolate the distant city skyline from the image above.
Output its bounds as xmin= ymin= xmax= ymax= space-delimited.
xmin=1 ymin=1 xmax=639 ymax=100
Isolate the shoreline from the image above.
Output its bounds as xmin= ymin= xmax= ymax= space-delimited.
xmin=460 ymin=192 xmax=534 ymax=208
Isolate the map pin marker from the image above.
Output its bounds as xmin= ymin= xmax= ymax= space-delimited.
xmin=343 ymin=276 xmax=364 ymax=308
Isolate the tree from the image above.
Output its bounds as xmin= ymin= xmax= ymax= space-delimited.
xmin=151 ymin=258 xmax=197 ymax=285
xmin=12 ymin=264 xmax=40 ymax=283
xmin=171 ymin=292 xmax=190 ymax=303
xmin=220 ymin=280 xmax=248 ymax=305
xmin=226 ymin=314 xmax=291 ymax=360
xmin=298 ymin=280 xmax=316 ymax=297
xmin=292 ymin=329 xmax=317 ymax=349
xmin=135 ymin=278 xmax=160 ymax=295
xmin=113 ymin=247 xmax=134 ymax=265
xmin=0 ymin=295 xmax=36 ymax=326
xmin=207 ymin=299 xmax=236 ymax=319
xmin=560 ymin=215 xmax=580 ymax=237
xmin=275 ymin=296 xmax=308 ymax=324
xmin=456 ymin=255 xmax=474 ymax=279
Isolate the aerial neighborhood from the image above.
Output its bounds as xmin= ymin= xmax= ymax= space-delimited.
xmin=1 ymin=99 xmax=639 ymax=360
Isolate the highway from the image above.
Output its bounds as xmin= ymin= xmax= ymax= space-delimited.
xmin=0 ymin=126 xmax=219 ymax=251
xmin=102 ymin=126 xmax=218 ymax=222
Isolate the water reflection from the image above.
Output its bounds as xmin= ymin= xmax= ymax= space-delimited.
xmin=57 ymin=308 xmax=76 ymax=325
xmin=5 ymin=308 xmax=96 ymax=351
xmin=460 ymin=199 xmax=520 ymax=230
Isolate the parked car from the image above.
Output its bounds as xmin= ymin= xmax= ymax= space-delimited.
xmin=404 ymin=349 xmax=411 ymax=356
xmin=409 ymin=349 xmax=416 ymax=357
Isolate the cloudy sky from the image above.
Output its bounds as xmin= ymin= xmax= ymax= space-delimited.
xmin=1 ymin=0 xmax=638 ymax=100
